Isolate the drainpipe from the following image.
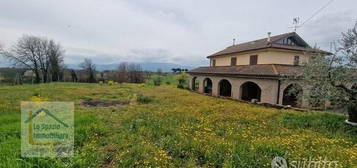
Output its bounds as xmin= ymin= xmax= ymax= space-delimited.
xmin=277 ymin=79 xmax=281 ymax=104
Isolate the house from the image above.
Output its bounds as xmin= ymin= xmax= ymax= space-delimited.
xmin=187 ymin=32 xmax=329 ymax=108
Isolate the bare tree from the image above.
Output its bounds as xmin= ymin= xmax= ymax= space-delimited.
xmin=47 ymin=40 xmax=64 ymax=82
xmin=1 ymin=35 xmax=64 ymax=83
xmin=117 ymin=62 xmax=129 ymax=83
xmin=116 ymin=63 xmax=144 ymax=83
xmin=2 ymin=35 xmax=41 ymax=83
xmin=80 ymin=58 xmax=96 ymax=83
xmin=299 ymin=23 xmax=357 ymax=123
xmin=70 ymin=69 xmax=78 ymax=82
xmin=128 ymin=63 xmax=144 ymax=83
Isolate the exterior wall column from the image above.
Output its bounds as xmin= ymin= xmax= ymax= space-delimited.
xmin=259 ymin=79 xmax=279 ymax=104
xmin=211 ymin=77 xmax=220 ymax=96
xmin=301 ymin=86 xmax=311 ymax=108
xmin=278 ymin=81 xmax=286 ymax=105
xmin=198 ymin=76 xmax=205 ymax=93
xmin=231 ymin=79 xmax=242 ymax=100
xmin=189 ymin=76 xmax=194 ymax=90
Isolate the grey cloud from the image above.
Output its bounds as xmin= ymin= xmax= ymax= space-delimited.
xmin=0 ymin=0 xmax=357 ymax=67
xmin=302 ymin=10 xmax=356 ymax=49
xmin=128 ymin=48 xmax=172 ymax=63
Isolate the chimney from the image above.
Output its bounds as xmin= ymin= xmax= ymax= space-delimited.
xmin=233 ymin=38 xmax=236 ymax=46
xmin=267 ymin=32 xmax=271 ymax=42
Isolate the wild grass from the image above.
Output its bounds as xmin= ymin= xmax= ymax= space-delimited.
xmin=0 ymin=83 xmax=356 ymax=167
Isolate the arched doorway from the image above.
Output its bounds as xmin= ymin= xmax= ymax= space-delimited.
xmin=282 ymin=84 xmax=303 ymax=107
xmin=240 ymin=82 xmax=261 ymax=102
xmin=203 ymin=78 xmax=212 ymax=94
xmin=219 ymin=79 xmax=232 ymax=97
xmin=191 ymin=77 xmax=199 ymax=91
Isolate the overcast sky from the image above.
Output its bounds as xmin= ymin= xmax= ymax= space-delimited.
xmin=0 ymin=0 xmax=356 ymax=66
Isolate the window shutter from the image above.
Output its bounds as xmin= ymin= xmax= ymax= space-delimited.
xmin=250 ymin=55 xmax=258 ymax=65
xmin=231 ymin=57 xmax=237 ymax=66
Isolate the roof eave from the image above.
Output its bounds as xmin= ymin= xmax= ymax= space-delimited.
xmin=206 ymin=46 xmax=269 ymax=58
xmin=187 ymin=71 xmax=281 ymax=79
xmin=206 ymin=46 xmax=319 ymax=58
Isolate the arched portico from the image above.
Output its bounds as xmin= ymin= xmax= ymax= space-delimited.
xmin=282 ymin=83 xmax=303 ymax=107
xmin=219 ymin=79 xmax=232 ymax=97
xmin=203 ymin=78 xmax=213 ymax=94
xmin=240 ymin=81 xmax=261 ymax=102
xmin=191 ymin=77 xmax=199 ymax=91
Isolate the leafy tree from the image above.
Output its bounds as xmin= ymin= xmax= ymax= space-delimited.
xmin=300 ymin=23 xmax=357 ymax=122
xmin=175 ymin=72 xmax=189 ymax=89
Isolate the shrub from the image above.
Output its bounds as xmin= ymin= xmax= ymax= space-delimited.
xmin=137 ymin=94 xmax=153 ymax=104
xmin=153 ymin=75 xmax=162 ymax=86
xmin=108 ymin=80 xmax=114 ymax=85
xmin=32 ymin=92 xmax=41 ymax=97
xmin=177 ymin=83 xmax=184 ymax=89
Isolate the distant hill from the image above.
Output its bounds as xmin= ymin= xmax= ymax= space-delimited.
xmin=66 ymin=62 xmax=194 ymax=72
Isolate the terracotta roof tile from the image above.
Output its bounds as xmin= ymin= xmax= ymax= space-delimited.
xmin=207 ymin=32 xmax=329 ymax=57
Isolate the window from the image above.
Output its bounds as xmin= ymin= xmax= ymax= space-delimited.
xmin=277 ymin=37 xmax=304 ymax=47
xmin=211 ymin=59 xmax=216 ymax=67
xmin=294 ymin=56 xmax=299 ymax=65
xmin=231 ymin=57 xmax=237 ymax=66
xmin=250 ymin=55 xmax=258 ymax=65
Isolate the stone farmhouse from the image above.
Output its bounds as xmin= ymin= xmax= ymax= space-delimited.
xmin=188 ymin=32 xmax=330 ymax=108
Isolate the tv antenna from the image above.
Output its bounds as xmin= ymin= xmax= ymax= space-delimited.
xmin=288 ymin=0 xmax=335 ymax=31
xmin=290 ymin=17 xmax=300 ymax=32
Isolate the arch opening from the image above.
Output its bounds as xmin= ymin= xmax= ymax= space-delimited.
xmin=282 ymin=83 xmax=303 ymax=107
xmin=219 ymin=79 xmax=232 ymax=97
xmin=240 ymin=82 xmax=261 ymax=102
xmin=203 ymin=78 xmax=213 ymax=94
xmin=191 ymin=77 xmax=199 ymax=91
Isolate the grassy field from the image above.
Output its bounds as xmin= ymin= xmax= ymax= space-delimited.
xmin=0 ymin=83 xmax=356 ymax=167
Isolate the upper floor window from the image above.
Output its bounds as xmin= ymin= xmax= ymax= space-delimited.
xmin=250 ymin=55 xmax=258 ymax=65
xmin=278 ymin=37 xmax=299 ymax=46
xmin=277 ymin=37 xmax=308 ymax=48
xmin=231 ymin=57 xmax=237 ymax=66
xmin=294 ymin=56 xmax=300 ymax=65
xmin=211 ymin=59 xmax=216 ymax=67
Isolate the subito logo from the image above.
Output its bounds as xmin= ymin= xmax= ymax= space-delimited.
xmin=271 ymin=156 xmax=288 ymax=168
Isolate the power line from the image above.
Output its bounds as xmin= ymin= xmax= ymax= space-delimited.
xmin=300 ymin=0 xmax=335 ymax=27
